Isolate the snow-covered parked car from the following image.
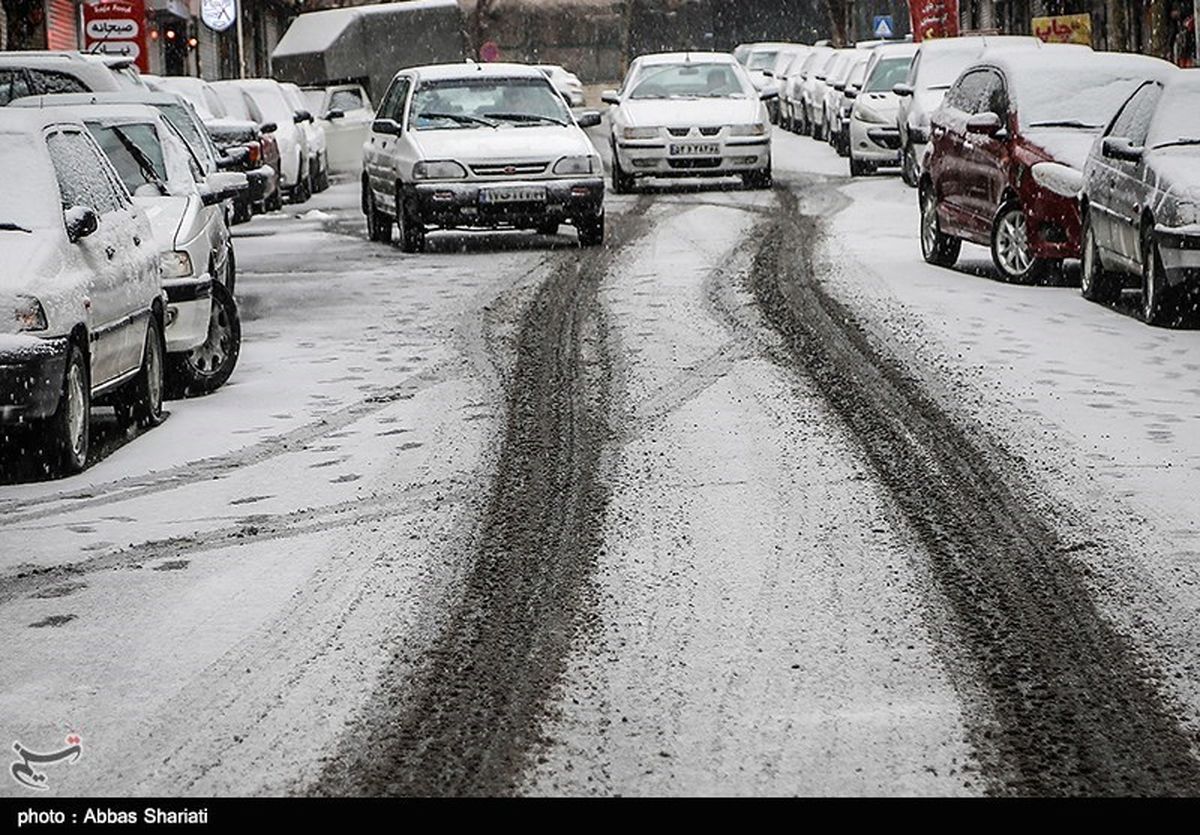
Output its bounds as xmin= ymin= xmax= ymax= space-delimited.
xmin=282 ymin=81 xmax=328 ymax=193
xmin=27 ymin=102 xmax=247 ymax=396
xmin=603 ymin=52 xmax=775 ymax=192
xmin=223 ymin=79 xmax=312 ymax=204
xmin=363 ymin=62 xmax=606 ymax=252
xmin=0 ymin=109 xmax=164 ymax=474
xmin=920 ymin=49 xmax=1176 ymax=283
xmin=1080 ymin=72 xmax=1200 ymax=325
xmin=538 ymin=65 xmax=587 ymax=108
xmin=847 ymin=42 xmax=917 ymax=175
xmin=302 ymin=83 xmax=375 ymax=175
xmin=0 ymin=51 xmax=135 ymax=106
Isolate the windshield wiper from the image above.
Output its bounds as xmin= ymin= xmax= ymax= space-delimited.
xmin=483 ymin=112 xmax=567 ymax=127
xmin=0 ymin=222 xmax=32 ymax=233
xmin=417 ymin=111 xmax=497 ymax=128
xmin=1029 ymin=120 xmax=1097 ymax=129
xmin=1150 ymin=138 xmax=1200 ymax=150
xmin=111 ymin=126 xmax=168 ymax=193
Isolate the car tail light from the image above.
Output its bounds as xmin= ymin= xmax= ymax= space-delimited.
xmin=247 ymin=140 xmax=262 ymax=166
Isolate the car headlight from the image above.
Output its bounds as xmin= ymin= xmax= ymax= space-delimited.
xmin=1030 ymin=162 xmax=1083 ymax=199
xmin=554 ymin=155 xmax=600 ymax=175
xmin=161 ymin=251 xmax=194 ymax=279
xmin=854 ymin=105 xmax=889 ymax=125
xmin=622 ymin=126 xmax=659 ymax=140
xmin=14 ymin=295 xmax=47 ymax=332
xmin=413 ymin=160 xmax=467 ymax=180
xmin=728 ymin=123 xmax=768 ymax=137
xmin=1160 ymin=199 xmax=1200 ymax=228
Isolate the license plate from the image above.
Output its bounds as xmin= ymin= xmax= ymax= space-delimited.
xmin=670 ymin=143 xmax=720 ymax=156
xmin=479 ymin=186 xmax=546 ymax=204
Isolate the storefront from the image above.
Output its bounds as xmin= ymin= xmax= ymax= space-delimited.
xmin=2 ymin=0 xmax=80 ymax=50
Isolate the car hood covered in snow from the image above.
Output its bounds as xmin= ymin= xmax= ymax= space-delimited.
xmin=412 ymin=124 xmax=596 ymax=164
xmin=133 ymin=194 xmax=195 ymax=251
xmin=1025 ymin=128 xmax=1100 ymax=170
xmin=0 ymin=229 xmax=62 ymax=305
xmin=621 ymin=97 xmax=762 ymax=128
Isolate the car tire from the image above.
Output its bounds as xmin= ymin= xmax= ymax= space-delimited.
xmin=849 ymin=154 xmax=875 ymax=177
xmin=116 ymin=314 xmax=165 ymax=428
xmin=901 ymin=140 xmax=918 ymax=188
xmin=1141 ymin=225 xmax=1177 ymax=326
xmin=232 ymin=198 xmax=252 ymax=225
xmin=742 ymin=162 xmax=773 ymax=190
xmin=365 ymin=186 xmax=392 ymax=243
xmin=396 ymin=185 xmax=426 ymax=254
xmin=919 ymin=182 xmax=961 ymax=268
xmin=267 ymin=179 xmax=283 ymax=212
xmin=1080 ymin=212 xmax=1121 ymax=304
xmin=42 ymin=340 xmax=90 ymax=475
xmin=292 ymin=176 xmax=310 ymax=205
xmin=577 ymin=210 xmax=604 ymax=247
xmin=537 ymin=221 xmax=560 ymax=236
xmin=166 ymin=282 xmax=240 ymax=398
xmin=611 ymin=145 xmax=636 ymax=194
xmin=991 ymin=202 xmax=1048 ymax=284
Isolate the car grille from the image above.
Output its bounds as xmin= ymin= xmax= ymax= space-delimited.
xmin=667 ymin=128 xmax=690 ymax=137
xmin=470 ymin=161 xmax=548 ymax=177
xmin=667 ymin=157 xmax=721 ymax=170
xmin=666 ymin=127 xmax=722 ymax=138
xmin=698 ymin=126 xmax=721 ymax=137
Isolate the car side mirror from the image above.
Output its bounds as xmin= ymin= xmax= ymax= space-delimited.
xmin=200 ymin=171 xmax=249 ymax=206
xmin=293 ymin=109 xmax=314 ymax=124
xmin=64 ymin=205 xmax=98 ymax=243
xmin=600 ymin=89 xmax=620 ymax=105
xmin=1102 ymin=136 xmax=1143 ymax=162
xmin=762 ymin=70 xmax=774 ymax=78
xmin=893 ymin=82 xmax=914 ymax=97
xmin=966 ymin=112 xmax=1004 ymax=136
xmin=325 ymin=109 xmax=345 ymax=121
xmin=760 ymin=87 xmax=779 ymax=101
xmin=260 ymin=121 xmax=277 ymax=134
xmin=217 ymin=146 xmax=250 ymax=170
xmin=844 ymin=88 xmax=858 ymax=100
xmin=576 ymin=110 xmax=602 ymax=128
xmin=833 ymin=82 xmax=845 ymax=92
xmin=372 ymin=118 xmax=400 ymax=136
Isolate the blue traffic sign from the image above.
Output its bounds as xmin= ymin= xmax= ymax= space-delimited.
xmin=873 ymin=15 xmax=895 ymax=39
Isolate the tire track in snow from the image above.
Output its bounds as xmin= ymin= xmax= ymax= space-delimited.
xmin=748 ymin=182 xmax=1200 ymax=795
xmin=318 ymin=196 xmax=653 ymax=796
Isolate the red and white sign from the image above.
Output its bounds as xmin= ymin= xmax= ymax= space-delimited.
xmin=82 ymin=0 xmax=149 ymax=72
xmin=909 ymin=0 xmax=960 ymax=43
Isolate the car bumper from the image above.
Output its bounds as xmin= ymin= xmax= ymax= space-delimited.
xmin=0 ymin=335 xmax=69 ymax=423
xmin=615 ymin=137 xmax=770 ymax=178
xmin=1155 ymin=226 xmax=1200 ymax=287
xmin=163 ymin=279 xmax=212 ymax=353
xmin=408 ymin=177 xmax=605 ymax=228
xmin=242 ymin=165 xmax=274 ymax=204
xmin=850 ymin=119 xmax=902 ymax=161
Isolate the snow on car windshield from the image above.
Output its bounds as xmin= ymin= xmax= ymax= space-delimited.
xmin=0 ymin=135 xmax=58 ymax=230
xmin=630 ymin=63 xmax=750 ymax=100
xmin=1015 ymin=65 xmax=1164 ymax=130
xmin=865 ymin=57 xmax=913 ymax=93
xmin=86 ymin=119 xmax=197 ymax=198
xmin=409 ymin=77 xmax=570 ymax=129
xmin=747 ymin=51 xmax=778 ymax=71
xmin=919 ymin=51 xmax=982 ymax=89
xmin=212 ymin=85 xmax=253 ymax=121
xmin=1148 ymin=82 xmax=1200 ymax=149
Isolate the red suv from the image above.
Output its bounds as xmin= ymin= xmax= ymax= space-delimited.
xmin=919 ymin=49 xmax=1176 ymax=282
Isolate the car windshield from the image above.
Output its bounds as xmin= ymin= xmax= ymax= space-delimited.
xmin=865 ymin=56 xmax=913 ymax=92
xmin=153 ymin=102 xmax=216 ymax=173
xmin=1016 ymin=65 xmax=1162 ymax=130
xmin=630 ymin=63 xmax=750 ymax=99
xmin=0 ymin=135 xmax=57 ymax=230
xmin=747 ymin=51 xmax=778 ymax=71
xmin=86 ymin=118 xmax=197 ymax=198
xmin=918 ymin=50 xmax=982 ymax=89
xmin=847 ymin=59 xmax=869 ymax=87
xmin=302 ymin=89 xmax=324 ymax=114
xmin=245 ymin=86 xmax=295 ymax=127
xmin=1147 ymin=84 xmax=1200 ymax=149
xmin=212 ymin=85 xmax=253 ymax=121
xmin=409 ymin=77 xmax=570 ymax=130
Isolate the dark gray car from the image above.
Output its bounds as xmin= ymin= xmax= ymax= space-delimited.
xmin=1080 ymin=73 xmax=1200 ymax=326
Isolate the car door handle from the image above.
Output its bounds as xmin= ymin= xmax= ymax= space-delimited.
xmin=133 ymin=235 xmax=141 ymax=246
xmin=105 ymin=245 xmax=116 ymax=260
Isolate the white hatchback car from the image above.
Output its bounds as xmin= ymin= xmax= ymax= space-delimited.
xmin=603 ymin=52 xmax=775 ymax=192
xmin=0 ymin=109 xmax=163 ymax=474
xmin=302 ymin=83 xmax=375 ymax=175
xmin=363 ymin=63 xmax=605 ymax=252
xmin=847 ymin=43 xmax=917 ymax=175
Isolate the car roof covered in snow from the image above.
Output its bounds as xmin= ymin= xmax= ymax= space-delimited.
xmin=8 ymin=91 xmax=191 ymax=109
xmin=979 ymin=47 xmax=1177 ymax=85
xmin=405 ymin=62 xmax=558 ymax=81
xmin=918 ymin=35 xmax=1042 ymax=55
xmin=24 ymin=102 xmax=163 ymax=128
xmin=870 ymin=42 xmax=919 ymax=59
xmin=0 ymin=106 xmax=88 ymax=135
xmin=636 ymin=52 xmax=740 ymax=66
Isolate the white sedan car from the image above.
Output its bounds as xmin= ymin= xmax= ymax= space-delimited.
xmin=362 ymin=63 xmax=605 ymax=252
xmin=603 ymin=52 xmax=775 ymax=191
xmin=0 ymin=109 xmax=163 ymax=473
xmin=847 ymin=43 xmax=917 ymax=175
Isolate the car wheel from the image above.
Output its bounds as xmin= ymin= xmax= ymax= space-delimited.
xmin=396 ymin=185 xmax=426 ymax=254
xmin=742 ymin=162 xmax=773 ymax=190
xmin=901 ymin=141 xmax=918 ymax=188
xmin=1080 ymin=212 xmax=1120 ymax=304
xmin=991 ymin=202 xmax=1047 ymax=284
xmin=537 ymin=221 xmax=560 ymax=236
xmin=611 ymin=145 xmax=636 ymax=194
xmin=577 ymin=209 xmax=604 ymax=247
xmin=365 ymin=186 xmax=392 ymax=243
xmin=268 ymin=179 xmax=283 ymax=212
xmin=116 ymin=314 xmax=165 ymax=427
xmin=166 ymin=282 xmax=240 ymax=397
xmin=1141 ymin=225 xmax=1176 ymax=326
xmin=919 ymin=182 xmax=961 ymax=268
xmin=232 ymin=198 xmax=252 ymax=225
xmin=293 ymin=176 xmax=310 ymax=205
xmin=41 ymin=341 xmax=90 ymax=475
xmin=849 ymin=153 xmax=875 ymax=177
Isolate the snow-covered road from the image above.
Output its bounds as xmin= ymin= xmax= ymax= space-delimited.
xmin=3 ymin=127 xmax=1200 ymax=797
